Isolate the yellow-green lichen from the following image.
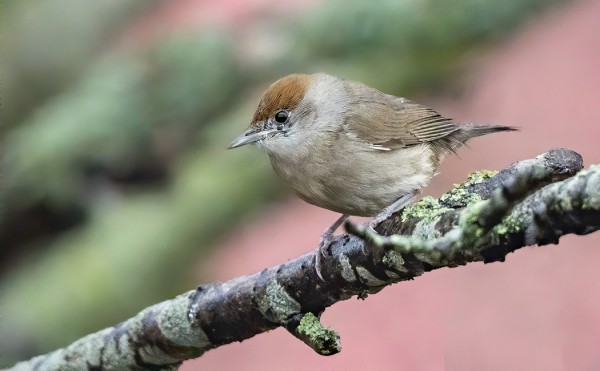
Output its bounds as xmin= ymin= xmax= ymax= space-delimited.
xmin=440 ymin=187 xmax=482 ymax=205
xmin=465 ymin=169 xmax=498 ymax=184
xmin=296 ymin=313 xmax=340 ymax=355
xmin=490 ymin=215 xmax=523 ymax=244
xmin=451 ymin=200 xmax=489 ymax=248
xmin=440 ymin=170 xmax=497 ymax=206
xmin=401 ymin=196 xmax=451 ymax=223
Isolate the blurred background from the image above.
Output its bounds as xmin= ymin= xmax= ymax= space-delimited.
xmin=1 ymin=0 xmax=600 ymax=369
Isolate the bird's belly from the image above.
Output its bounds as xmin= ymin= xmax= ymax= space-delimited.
xmin=268 ymin=144 xmax=436 ymax=217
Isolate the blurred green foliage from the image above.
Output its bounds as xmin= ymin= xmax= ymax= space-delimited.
xmin=290 ymin=0 xmax=557 ymax=93
xmin=3 ymin=34 xmax=241 ymax=217
xmin=0 ymin=0 xmax=560 ymax=364
xmin=1 ymin=0 xmax=158 ymax=134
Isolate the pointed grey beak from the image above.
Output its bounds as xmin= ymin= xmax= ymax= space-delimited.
xmin=228 ymin=129 xmax=278 ymax=149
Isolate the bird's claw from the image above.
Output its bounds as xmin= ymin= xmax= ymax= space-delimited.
xmin=314 ymin=235 xmax=330 ymax=282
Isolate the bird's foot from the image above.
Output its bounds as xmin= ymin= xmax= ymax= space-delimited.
xmin=365 ymin=191 xmax=419 ymax=262
xmin=368 ymin=191 xmax=418 ymax=230
xmin=315 ymin=214 xmax=349 ymax=281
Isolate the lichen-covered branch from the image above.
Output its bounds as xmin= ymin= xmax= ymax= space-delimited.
xmin=346 ymin=149 xmax=595 ymax=266
xmin=8 ymin=148 xmax=598 ymax=371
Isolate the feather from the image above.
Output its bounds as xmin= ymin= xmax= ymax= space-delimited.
xmin=341 ymin=80 xmax=516 ymax=152
xmin=342 ymin=81 xmax=460 ymax=150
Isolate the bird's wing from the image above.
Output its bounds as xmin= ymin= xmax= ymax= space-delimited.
xmin=343 ymin=83 xmax=459 ymax=150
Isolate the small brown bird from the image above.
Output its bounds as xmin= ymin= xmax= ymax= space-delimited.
xmin=229 ymin=73 xmax=516 ymax=278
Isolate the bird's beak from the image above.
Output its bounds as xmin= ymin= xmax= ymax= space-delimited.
xmin=228 ymin=128 xmax=278 ymax=149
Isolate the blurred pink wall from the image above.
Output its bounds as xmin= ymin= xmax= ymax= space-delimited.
xmin=177 ymin=0 xmax=600 ymax=369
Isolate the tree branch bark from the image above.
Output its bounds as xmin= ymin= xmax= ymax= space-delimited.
xmin=9 ymin=148 xmax=598 ymax=371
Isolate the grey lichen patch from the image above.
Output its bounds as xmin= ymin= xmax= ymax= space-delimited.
xmin=412 ymin=218 xmax=443 ymax=239
xmin=137 ymin=342 xmax=181 ymax=367
xmin=583 ymin=165 xmax=600 ymax=210
xmin=121 ymin=306 xmax=182 ymax=366
xmin=338 ymin=254 xmax=356 ymax=282
xmin=258 ymin=280 xmax=301 ymax=323
xmin=108 ymin=334 xmax=135 ymax=368
xmin=384 ymin=270 xmax=400 ymax=279
xmin=413 ymin=251 xmax=445 ymax=266
xmin=382 ymin=250 xmax=408 ymax=273
xmin=558 ymin=192 xmax=573 ymax=211
xmin=355 ymin=266 xmax=387 ymax=286
xmin=296 ymin=313 xmax=341 ymax=355
xmin=158 ymin=292 xmax=211 ymax=350
xmin=11 ymin=327 xmax=118 ymax=371
xmin=401 ymin=196 xmax=451 ymax=223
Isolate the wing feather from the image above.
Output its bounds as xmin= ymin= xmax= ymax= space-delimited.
xmin=343 ymin=81 xmax=458 ymax=149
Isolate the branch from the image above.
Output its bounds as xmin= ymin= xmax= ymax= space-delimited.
xmin=8 ymin=148 xmax=597 ymax=371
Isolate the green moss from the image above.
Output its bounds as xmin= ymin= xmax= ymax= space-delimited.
xmin=296 ymin=313 xmax=340 ymax=355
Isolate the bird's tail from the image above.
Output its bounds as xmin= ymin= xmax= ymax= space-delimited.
xmin=459 ymin=124 xmax=519 ymax=140
xmin=437 ymin=124 xmax=518 ymax=153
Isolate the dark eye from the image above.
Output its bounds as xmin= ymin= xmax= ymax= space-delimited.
xmin=274 ymin=110 xmax=289 ymax=123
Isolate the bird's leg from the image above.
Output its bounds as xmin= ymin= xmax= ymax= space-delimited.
xmin=315 ymin=213 xmax=349 ymax=281
xmin=364 ymin=191 xmax=419 ymax=262
xmin=368 ymin=191 xmax=419 ymax=230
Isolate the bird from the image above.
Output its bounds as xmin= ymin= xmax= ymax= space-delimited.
xmin=228 ymin=73 xmax=516 ymax=279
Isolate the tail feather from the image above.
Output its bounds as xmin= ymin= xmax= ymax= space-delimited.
xmin=436 ymin=124 xmax=518 ymax=153
xmin=459 ymin=124 xmax=519 ymax=140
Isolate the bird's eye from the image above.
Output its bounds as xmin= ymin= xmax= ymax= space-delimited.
xmin=274 ymin=110 xmax=289 ymax=123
